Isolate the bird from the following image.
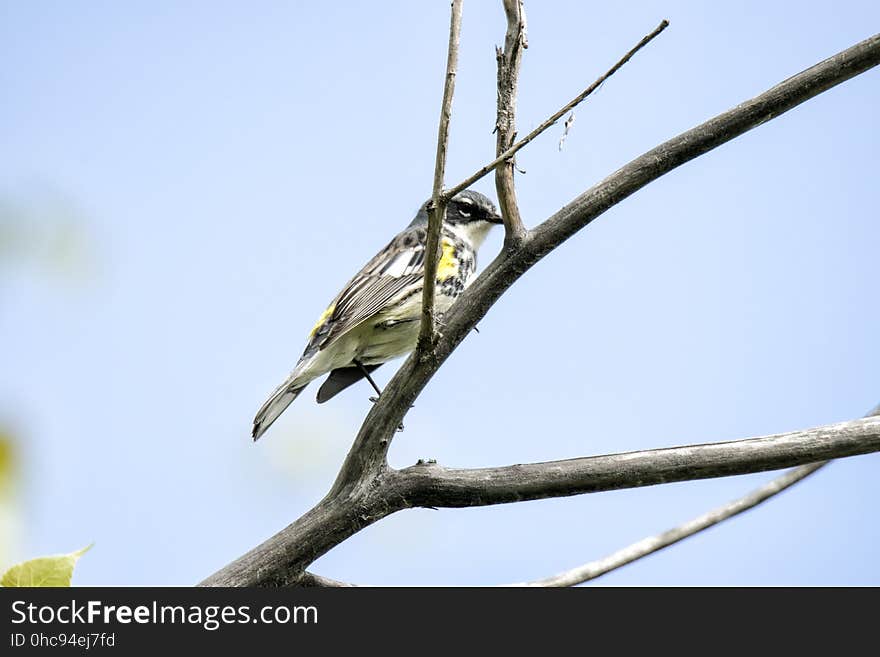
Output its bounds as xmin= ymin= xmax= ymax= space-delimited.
xmin=252 ymin=190 xmax=503 ymax=441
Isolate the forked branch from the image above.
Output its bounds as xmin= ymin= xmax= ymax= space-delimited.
xmin=444 ymin=19 xmax=669 ymax=202
xmin=199 ymin=12 xmax=880 ymax=587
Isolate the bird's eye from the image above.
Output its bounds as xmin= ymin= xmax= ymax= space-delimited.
xmin=456 ymin=198 xmax=474 ymax=217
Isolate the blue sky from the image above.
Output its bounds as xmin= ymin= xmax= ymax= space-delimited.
xmin=2 ymin=1 xmax=879 ymax=585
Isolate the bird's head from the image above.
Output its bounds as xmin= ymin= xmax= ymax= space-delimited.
xmin=410 ymin=190 xmax=503 ymax=248
xmin=445 ymin=190 xmax=503 ymax=227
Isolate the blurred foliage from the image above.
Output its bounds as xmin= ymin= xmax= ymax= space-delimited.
xmin=0 ymin=430 xmax=13 ymax=494
xmin=1 ymin=544 xmax=92 ymax=587
xmin=0 ymin=187 xmax=95 ymax=283
xmin=0 ymin=428 xmax=19 ymax=569
xmin=0 ymin=185 xmax=97 ymax=576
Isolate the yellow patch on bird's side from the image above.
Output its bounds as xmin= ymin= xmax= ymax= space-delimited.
xmin=309 ymin=303 xmax=335 ymax=337
xmin=436 ymin=239 xmax=458 ymax=281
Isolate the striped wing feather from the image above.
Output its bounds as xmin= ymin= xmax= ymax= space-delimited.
xmin=311 ymin=232 xmax=426 ymax=351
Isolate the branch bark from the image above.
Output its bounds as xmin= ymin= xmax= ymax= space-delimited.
xmin=516 ymin=402 xmax=880 ymax=586
xmin=493 ymin=0 xmax=528 ymax=245
xmin=387 ymin=416 xmax=880 ymax=508
xmin=513 ymin=462 xmax=828 ymax=586
xmin=237 ymin=403 xmax=880 ymax=588
xmin=200 ymin=30 xmax=880 ymax=587
xmin=201 ymin=415 xmax=880 ymax=586
xmin=445 ymin=19 xmax=669 ymax=207
xmin=419 ymin=0 xmax=463 ymax=352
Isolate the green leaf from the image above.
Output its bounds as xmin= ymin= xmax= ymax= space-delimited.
xmin=0 ymin=433 xmax=14 ymax=497
xmin=1 ymin=544 xmax=92 ymax=587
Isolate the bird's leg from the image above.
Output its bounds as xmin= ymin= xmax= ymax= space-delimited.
xmin=356 ymin=359 xmax=406 ymax=432
xmin=354 ymin=359 xmax=383 ymax=400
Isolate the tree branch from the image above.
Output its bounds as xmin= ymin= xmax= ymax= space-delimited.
xmin=511 ymin=462 xmax=828 ymax=586
xmin=493 ymin=0 xmax=528 ymax=245
xmin=528 ymin=32 xmax=880 ymax=255
xmin=389 ymin=416 xmax=880 ymax=508
xmin=515 ymin=403 xmax=880 ymax=586
xmin=200 ymin=31 xmax=880 ymax=587
xmin=261 ymin=402 xmax=880 ymax=588
xmin=275 ymin=461 xmax=826 ymax=588
xmin=444 ymin=19 xmax=669 ymax=202
xmin=419 ymin=0 xmax=464 ymax=352
xmin=201 ymin=414 xmax=880 ymax=586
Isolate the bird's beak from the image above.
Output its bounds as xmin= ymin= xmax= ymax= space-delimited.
xmin=490 ymin=211 xmax=504 ymax=225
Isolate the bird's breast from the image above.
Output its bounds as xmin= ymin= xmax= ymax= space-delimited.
xmin=436 ymin=238 xmax=459 ymax=281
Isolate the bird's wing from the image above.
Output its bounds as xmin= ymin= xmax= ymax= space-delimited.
xmin=307 ymin=230 xmax=427 ymax=352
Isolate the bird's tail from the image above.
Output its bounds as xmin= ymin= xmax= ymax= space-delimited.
xmin=252 ymin=379 xmax=308 ymax=441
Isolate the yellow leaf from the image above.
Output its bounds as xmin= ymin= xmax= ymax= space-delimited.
xmin=1 ymin=544 xmax=92 ymax=587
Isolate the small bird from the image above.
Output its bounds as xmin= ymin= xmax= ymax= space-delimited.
xmin=252 ymin=190 xmax=503 ymax=441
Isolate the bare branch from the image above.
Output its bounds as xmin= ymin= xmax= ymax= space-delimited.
xmin=419 ymin=0 xmax=464 ymax=352
xmin=528 ymin=31 xmax=880 ymax=253
xmin=389 ymin=416 xmax=880 ymax=508
xmin=519 ymin=403 xmax=880 ymax=586
xmin=210 ymin=413 xmax=879 ymax=587
xmin=428 ymin=35 xmax=880 ymax=442
xmin=313 ymin=455 xmax=821 ymax=588
xmin=516 ymin=463 xmax=828 ymax=586
xmin=198 ymin=489 xmax=395 ymax=587
xmin=278 ymin=404 xmax=880 ymax=588
xmin=494 ymin=0 xmax=528 ymax=244
xmin=444 ymin=19 xmax=669 ymax=202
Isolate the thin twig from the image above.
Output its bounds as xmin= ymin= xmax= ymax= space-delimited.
xmin=420 ymin=0 xmax=464 ymax=353
xmin=514 ymin=463 xmax=827 ymax=586
xmin=515 ymin=403 xmax=880 ymax=586
xmin=494 ymin=0 xmax=528 ymax=244
xmin=444 ymin=19 xmax=669 ymax=201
